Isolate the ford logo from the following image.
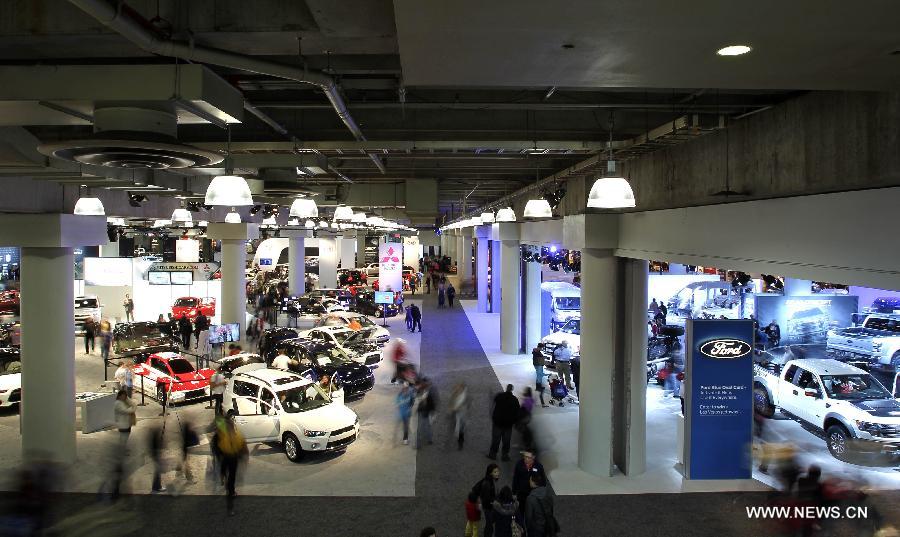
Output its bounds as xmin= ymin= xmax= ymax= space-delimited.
xmin=699 ymin=339 xmax=752 ymax=359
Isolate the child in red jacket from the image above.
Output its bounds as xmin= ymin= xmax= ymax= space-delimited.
xmin=465 ymin=490 xmax=481 ymax=537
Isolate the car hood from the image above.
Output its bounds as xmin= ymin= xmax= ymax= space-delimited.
xmin=849 ymin=399 xmax=900 ymax=419
xmin=344 ymin=339 xmax=380 ymax=354
xmin=171 ymin=371 xmax=210 ymax=384
xmin=0 ymin=373 xmax=20 ymax=390
xmin=541 ymin=332 xmax=579 ymax=346
xmin=324 ymin=362 xmax=371 ymax=381
xmin=285 ymin=402 xmax=358 ymax=431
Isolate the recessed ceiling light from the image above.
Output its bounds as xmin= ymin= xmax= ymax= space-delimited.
xmin=716 ymin=45 xmax=752 ymax=56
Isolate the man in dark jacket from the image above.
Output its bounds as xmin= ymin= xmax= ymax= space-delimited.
xmin=512 ymin=451 xmax=546 ymax=517
xmin=524 ymin=473 xmax=556 ymax=537
xmin=194 ymin=311 xmax=210 ymax=346
xmin=488 ymin=384 xmax=520 ymax=461
xmin=178 ymin=314 xmax=193 ymax=349
xmin=410 ymin=304 xmax=422 ymax=332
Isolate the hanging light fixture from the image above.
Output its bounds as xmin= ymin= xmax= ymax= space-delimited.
xmin=205 ymin=175 xmax=253 ymax=207
xmin=366 ymin=216 xmax=384 ymax=228
xmin=523 ymin=199 xmax=553 ymax=219
xmin=171 ymin=208 xmax=193 ymax=226
xmin=480 ymin=211 xmax=495 ymax=223
xmin=305 ymin=219 xmax=316 ymax=229
xmin=224 ymin=211 xmax=241 ymax=223
xmin=471 ymin=216 xmax=483 ymax=226
xmin=261 ymin=216 xmax=277 ymax=227
xmin=318 ymin=220 xmax=328 ymax=228
xmin=587 ymin=111 xmax=635 ymax=209
xmin=351 ymin=211 xmax=367 ymax=224
xmin=289 ymin=198 xmax=318 ymax=219
xmin=287 ymin=218 xmax=299 ymax=226
xmin=333 ymin=205 xmax=354 ymax=221
xmin=153 ymin=219 xmax=172 ymax=228
xmin=74 ymin=196 xmax=105 ymax=216
xmin=496 ymin=207 xmax=516 ymax=222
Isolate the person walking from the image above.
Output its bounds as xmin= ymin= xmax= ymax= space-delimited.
xmin=123 ymin=294 xmax=134 ymax=322
xmin=491 ymin=486 xmax=519 ymax=537
xmin=114 ymin=389 xmax=136 ymax=442
xmin=396 ymin=383 xmax=415 ymax=445
xmin=425 ymin=274 xmax=431 ymax=294
xmin=464 ymin=490 xmax=482 ymax=537
xmin=524 ymin=473 xmax=557 ymax=537
xmin=478 ymin=464 xmax=501 ymax=537
xmin=518 ymin=387 xmax=535 ymax=451
xmin=409 ymin=277 xmax=417 ymax=295
xmin=194 ymin=311 xmax=210 ymax=347
xmin=149 ymin=426 xmax=166 ymax=493
xmin=178 ymin=314 xmax=193 ymax=350
xmin=415 ymin=377 xmax=437 ymax=448
xmin=512 ymin=451 xmax=546 ymax=517
xmin=178 ymin=420 xmax=198 ymax=483
xmin=209 ymin=367 xmax=226 ymax=415
xmin=405 ymin=305 xmax=414 ymax=332
xmin=552 ymin=341 xmax=574 ymax=390
xmin=214 ymin=416 xmax=248 ymax=516
xmin=447 ymin=283 xmax=456 ymax=308
xmin=488 ymin=384 xmax=520 ymax=461
xmin=449 ymin=383 xmax=469 ymax=450
xmin=437 ymin=281 xmax=446 ymax=308
xmin=531 ymin=346 xmax=545 ymax=388
xmin=410 ymin=303 xmax=422 ymax=333
xmin=99 ymin=319 xmax=112 ymax=362
xmin=83 ymin=318 xmax=96 ymax=355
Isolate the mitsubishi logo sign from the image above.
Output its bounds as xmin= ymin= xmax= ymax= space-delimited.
xmin=699 ymin=339 xmax=752 ymax=359
xmin=381 ymin=246 xmax=400 ymax=263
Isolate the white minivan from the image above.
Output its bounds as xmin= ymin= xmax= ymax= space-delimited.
xmin=224 ymin=364 xmax=359 ymax=462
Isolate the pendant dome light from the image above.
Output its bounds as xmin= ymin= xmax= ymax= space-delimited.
xmin=224 ymin=211 xmax=241 ymax=223
xmin=289 ymin=198 xmax=318 ymax=219
xmin=587 ymin=111 xmax=635 ymax=209
xmin=523 ymin=199 xmax=553 ymax=219
xmin=206 ymin=127 xmax=253 ymax=223
xmin=480 ymin=211 xmax=495 ymax=223
xmin=332 ymin=205 xmax=354 ymax=221
xmin=171 ymin=207 xmax=193 ymax=226
xmin=74 ymin=196 xmax=105 ymax=216
xmin=318 ymin=220 xmax=328 ymax=228
xmin=495 ymin=207 xmax=516 ymax=222
xmin=305 ymin=219 xmax=316 ymax=229
xmin=351 ymin=211 xmax=367 ymax=224
xmin=287 ymin=218 xmax=299 ymax=226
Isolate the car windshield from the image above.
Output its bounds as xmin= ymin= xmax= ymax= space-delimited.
xmin=132 ymin=324 xmax=163 ymax=337
xmin=559 ymin=319 xmax=580 ymax=335
xmin=0 ymin=359 xmax=20 ymax=375
xmin=174 ymin=298 xmax=198 ymax=307
xmin=310 ymin=345 xmax=353 ymax=366
xmin=821 ymin=374 xmax=891 ymax=400
xmin=865 ymin=317 xmax=900 ymax=333
xmin=276 ymin=384 xmax=330 ymax=412
xmin=555 ymin=297 xmax=580 ymax=310
xmin=355 ymin=316 xmax=375 ymax=327
xmin=331 ymin=331 xmax=355 ymax=345
xmin=75 ymin=298 xmax=98 ymax=308
xmin=167 ymin=359 xmax=195 ymax=374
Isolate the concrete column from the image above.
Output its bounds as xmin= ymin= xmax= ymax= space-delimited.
xmin=785 ymin=278 xmax=812 ymax=296
xmin=318 ymin=237 xmax=337 ymax=288
xmin=288 ymin=236 xmax=305 ymax=296
xmin=500 ymin=240 xmax=521 ymax=354
xmin=446 ymin=231 xmax=456 ymax=264
xmin=476 ymin=238 xmax=489 ymax=312
xmin=339 ymin=237 xmax=356 ymax=270
xmin=20 ymin=247 xmax=76 ymax=463
xmin=490 ymin=240 xmax=501 ymax=313
xmin=457 ymin=232 xmax=472 ymax=288
xmin=578 ymin=248 xmax=618 ymax=476
xmin=524 ymin=259 xmax=542 ymax=351
xmin=220 ymin=239 xmax=246 ymax=334
xmin=356 ymin=234 xmax=367 ymax=267
xmin=615 ymin=258 xmax=648 ymax=476
xmin=100 ymin=241 xmax=119 ymax=257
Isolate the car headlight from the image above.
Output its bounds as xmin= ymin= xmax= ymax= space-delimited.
xmin=190 ymin=309 xmax=197 ymax=315
xmin=855 ymin=420 xmax=897 ymax=436
xmin=304 ymin=430 xmax=328 ymax=437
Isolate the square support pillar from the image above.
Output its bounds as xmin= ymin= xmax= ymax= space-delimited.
xmin=318 ymin=237 xmax=338 ymax=288
xmin=207 ymin=223 xmax=259 ymax=337
xmin=282 ymin=229 xmax=312 ymax=296
xmin=457 ymin=231 xmax=473 ymax=290
xmin=475 ymin=226 xmax=491 ymax=312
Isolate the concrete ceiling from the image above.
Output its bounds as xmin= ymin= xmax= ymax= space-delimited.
xmin=394 ymin=0 xmax=900 ymax=90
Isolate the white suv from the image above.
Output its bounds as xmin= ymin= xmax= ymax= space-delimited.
xmin=224 ymin=364 xmax=359 ymax=462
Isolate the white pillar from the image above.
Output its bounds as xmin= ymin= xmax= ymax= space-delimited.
xmin=220 ymin=239 xmax=246 ymax=335
xmin=618 ymin=258 xmax=648 ymax=476
xmin=785 ymin=278 xmax=812 ymax=296
xmin=100 ymin=241 xmax=119 ymax=257
xmin=339 ymin=237 xmax=356 ymax=271
xmin=500 ymin=240 xmax=521 ymax=354
xmin=20 ymin=247 xmax=76 ymax=463
xmin=289 ymin=236 xmax=305 ymax=296
xmin=458 ymin=233 xmax=472 ymax=288
xmin=490 ymin=240 xmax=501 ymax=313
xmin=357 ymin=235 xmax=367 ymax=267
xmin=524 ymin=259 xmax=542 ymax=351
xmin=578 ymin=248 xmax=618 ymax=476
xmin=318 ymin=237 xmax=337 ymax=288
xmin=446 ymin=232 xmax=456 ymax=264
xmin=476 ymin=238 xmax=489 ymax=312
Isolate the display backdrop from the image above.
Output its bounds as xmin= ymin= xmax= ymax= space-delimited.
xmin=684 ymin=319 xmax=754 ymax=480
xmin=378 ymin=243 xmax=403 ymax=292
xmin=755 ymin=295 xmax=858 ymax=345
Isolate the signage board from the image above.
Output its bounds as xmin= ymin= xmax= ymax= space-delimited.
xmin=170 ymin=271 xmax=193 ymax=285
xmin=378 ymin=243 xmax=403 ymax=293
xmin=259 ymin=258 xmax=273 ymax=266
xmin=84 ymin=257 xmax=133 ymax=286
xmin=148 ymin=271 xmax=171 ymax=285
xmin=684 ymin=319 xmax=754 ymax=480
xmin=374 ymin=291 xmax=394 ymax=305
xmin=146 ymin=261 xmax=220 ymax=281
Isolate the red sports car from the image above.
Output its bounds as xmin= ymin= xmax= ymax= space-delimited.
xmin=171 ymin=297 xmax=216 ymax=321
xmin=0 ymin=290 xmax=20 ymax=314
xmin=133 ymin=351 xmax=214 ymax=404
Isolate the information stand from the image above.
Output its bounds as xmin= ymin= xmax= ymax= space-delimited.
xmin=375 ymin=291 xmax=393 ymax=327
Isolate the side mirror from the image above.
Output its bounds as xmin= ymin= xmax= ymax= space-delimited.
xmin=804 ymin=388 xmax=820 ymax=398
xmin=266 ymin=407 xmax=276 ymax=416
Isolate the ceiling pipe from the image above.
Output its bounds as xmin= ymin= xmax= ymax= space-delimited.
xmin=68 ymin=0 xmax=386 ymax=175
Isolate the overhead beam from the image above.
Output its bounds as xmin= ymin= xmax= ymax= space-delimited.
xmin=192 ymin=140 xmax=610 ymax=152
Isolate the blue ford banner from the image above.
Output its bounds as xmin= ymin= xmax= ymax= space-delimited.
xmin=685 ymin=319 xmax=754 ymax=480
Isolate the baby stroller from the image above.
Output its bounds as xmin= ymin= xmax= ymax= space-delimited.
xmin=547 ymin=374 xmax=578 ymax=407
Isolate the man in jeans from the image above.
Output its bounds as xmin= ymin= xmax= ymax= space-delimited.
xmin=488 ymin=384 xmax=520 ymax=461
xmin=553 ymin=341 xmax=574 ymax=390
xmin=209 ymin=368 xmax=226 ymax=415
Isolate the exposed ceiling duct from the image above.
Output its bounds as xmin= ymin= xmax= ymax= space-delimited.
xmin=37 ymin=102 xmax=223 ymax=169
xmin=68 ymin=0 xmax=387 ymax=175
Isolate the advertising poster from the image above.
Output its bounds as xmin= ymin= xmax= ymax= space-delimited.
xmin=755 ymin=295 xmax=859 ymax=345
xmin=378 ymin=243 xmax=403 ymax=293
xmin=84 ymin=257 xmax=134 ymax=286
xmin=685 ymin=319 xmax=754 ymax=480
xmin=143 ymin=261 xmax=220 ymax=281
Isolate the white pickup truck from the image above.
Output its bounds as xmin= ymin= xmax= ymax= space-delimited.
xmin=826 ymin=314 xmax=900 ymax=371
xmin=754 ymin=355 xmax=900 ymax=460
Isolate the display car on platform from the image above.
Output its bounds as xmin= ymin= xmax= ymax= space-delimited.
xmin=352 ymin=290 xmax=400 ymax=318
xmin=318 ymin=311 xmax=390 ymax=345
xmin=266 ymin=339 xmax=375 ymax=399
xmin=216 ymin=352 xmax=266 ymax=378
xmin=0 ymin=347 xmax=21 ymax=408
xmin=306 ymin=288 xmax=354 ymax=308
xmin=827 ymin=314 xmax=900 ymax=371
xmin=133 ymin=351 xmax=214 ymax=404
xmin=296 ymin=326 xmax=383 ymax=368
xmin=0 ymin=290 xmax=19 ymax=314
xmin=224 ymin=364 xmax=359 ymax=462
xmin=171 ymin=297 xmax=216 ymax=321
xmin=112 ymin=322 xmax=180 ymax=356
xmin=537 ymin=318 xmax=580 ymax=360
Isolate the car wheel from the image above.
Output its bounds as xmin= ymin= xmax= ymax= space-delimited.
xmin=891 ymin=352 xmax=900 ymax=372
xmin=283 ymin=433 xmax=304 ymax=462
xmin=826 ymin=424 xmax=851 ymax=460
xmin=753 ymin=387 xmax=775 ymax=418
xmin=156 ymin=384 xmax=167 ymax=405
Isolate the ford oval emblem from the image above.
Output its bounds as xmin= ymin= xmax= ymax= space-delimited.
xmin=699 ymin=339 xmax=752 ymax=359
